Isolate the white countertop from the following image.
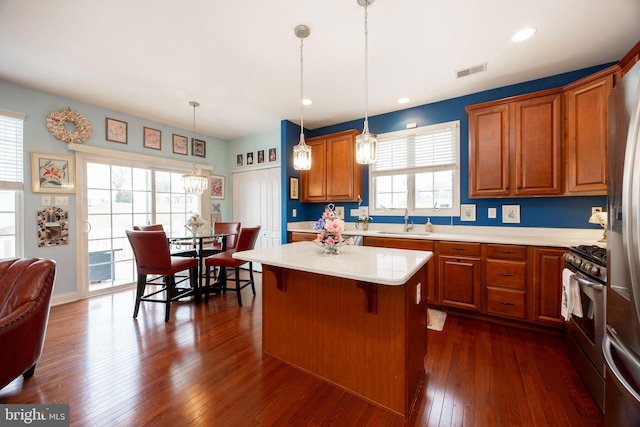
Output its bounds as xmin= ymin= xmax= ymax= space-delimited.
xmin=287 ymin=222 xmax=605 ymax=248
xmin=233 ymin=241 xmax=433 ymax=286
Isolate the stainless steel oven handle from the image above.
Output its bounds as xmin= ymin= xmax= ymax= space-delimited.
xmin=574 ymin=275 xmax=604 ymax=291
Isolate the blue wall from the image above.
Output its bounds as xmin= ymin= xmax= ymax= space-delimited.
xmin=283 ymin=63 xmax=613 ymax=231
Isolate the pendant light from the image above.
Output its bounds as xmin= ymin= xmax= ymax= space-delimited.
xmin=182 ymin=101 xmax=209 ymax=195
xmin=292 ymin=24 xmax=312 ymax=171
xmin=355 ymin=0 xmax=377 ymax=165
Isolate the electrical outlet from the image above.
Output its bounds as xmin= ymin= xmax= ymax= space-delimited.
xmin=592 ymin=207 xmax=603 ymax=216
xmin=292 ymin=208 xmax=297 ymax=218
xmin=335 ymin=206 xmax=345 ymax=219
xmin=488 ymin=207 xmax=497 ymax=219
xmin=358 ymin=206 xmax=369 ymax=219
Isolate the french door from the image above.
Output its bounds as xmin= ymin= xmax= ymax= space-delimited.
xmin=77 ymin=152 xmax=202 ymax=296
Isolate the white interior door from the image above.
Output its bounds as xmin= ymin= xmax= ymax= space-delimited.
xmin=232 ymin=167 xmax=281 ymax=271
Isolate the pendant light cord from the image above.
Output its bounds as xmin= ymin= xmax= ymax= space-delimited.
xmin=364 ymin=1 xmax=370 ymax=124
xmin=300 ymin=37 xmax=305 ymax=139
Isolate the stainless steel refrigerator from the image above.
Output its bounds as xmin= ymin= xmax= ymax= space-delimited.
xmin=605 ymin=59 xmax=640 ymax=425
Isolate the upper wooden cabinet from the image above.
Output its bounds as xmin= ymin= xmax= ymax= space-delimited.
xmin=563 ymin=67 xmax=616 ymax=195
xmin=300 ymin=130 xmax=362 ymax=202
xmin=467 ymin=90 xmax=563 ymax=198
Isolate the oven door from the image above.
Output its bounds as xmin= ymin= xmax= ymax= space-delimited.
xmin=566 ymin=267 xmax=606 ymax=376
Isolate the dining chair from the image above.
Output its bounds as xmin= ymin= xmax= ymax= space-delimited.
xmin=203 ymin=225 xmax=261 ymax=306
xmin=126 ymin=229 xmax=200 ymax=322
xmin=133 ymin=224 xmax=197 ymax=258
xmin=201 ymin=222 xmax=241 ymax=256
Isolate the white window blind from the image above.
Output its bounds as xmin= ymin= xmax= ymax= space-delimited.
xmin=373 ymin=122 xmax=457 ymax=174
xmin=0 ymin=109 xmax=25 ymax=189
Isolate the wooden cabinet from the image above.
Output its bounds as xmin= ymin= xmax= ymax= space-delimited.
xmin=483 ymin=244 xmax=528 ymax=320
xmin=363 ymin=237 xmax=436 ymax=303
xmin=531 ymin=247 xmax=566 ymax=327
xmin=437 ymin=241 xmax=481 ymax=311
xmin=301 ymin=129 xmax=362 ymax=202
xmin=563 ymin=68 xmax=615 ymax=195
xmin=617 ymin=40 xmax=640 ymax=82
xmin=467 ymin=90 xmax=563 ymax=198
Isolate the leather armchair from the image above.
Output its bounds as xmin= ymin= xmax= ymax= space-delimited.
xmin=0 ymin=258 xmax=56 ymax=390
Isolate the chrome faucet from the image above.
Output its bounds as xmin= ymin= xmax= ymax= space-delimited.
xmin=404 ymin=208 xmax=413 ymax=232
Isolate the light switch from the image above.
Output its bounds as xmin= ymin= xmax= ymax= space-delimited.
xmin=292 ymin=208 xmax=297 ymax=218
xmin=488 ymin=208 xmax=497 ymax=219
xmin=41 ymin=196 xmax=51 ymax=206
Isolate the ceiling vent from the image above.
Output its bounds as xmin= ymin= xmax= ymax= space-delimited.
xmin=456 ymin=62 xmax=487 ymax=78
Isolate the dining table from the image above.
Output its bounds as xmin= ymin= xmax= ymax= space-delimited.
xmin=167 ymin=231 xmax=236 ymax=287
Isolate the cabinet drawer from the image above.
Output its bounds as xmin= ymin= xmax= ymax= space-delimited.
xmin=485 ymin=244 xmax=527 ymax=260
xmin=290 ymin=232 xmax=316 ymax=242
xmin=486 ymin=287 xmax=526 ymax=319
xmin=439 ymin=241 xmax=481 ymax=256
xmin=485 ymin=259 xmax=527 ymax=289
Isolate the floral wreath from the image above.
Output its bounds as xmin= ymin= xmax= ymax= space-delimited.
xmin=46 ymin=107 xmax=92 ymax=143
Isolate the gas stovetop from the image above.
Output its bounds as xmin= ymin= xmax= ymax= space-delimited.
xmin=564 ymin=245 xmax=607 ymax=283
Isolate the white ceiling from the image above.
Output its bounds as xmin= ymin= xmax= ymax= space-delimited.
xmin=1 ymin=0 xmax=638 ymax=141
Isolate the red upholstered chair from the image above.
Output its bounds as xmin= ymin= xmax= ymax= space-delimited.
xmin=203 ymin=225 xmax=261 ymax=306
xmin=201 ymin=222 xmax=241 ymax=256
xmin=0 ymin=258 xmax=56 ymax=390
xmin=133 ymin=224 xmax=197 ymax=258
xmin=126 ymin=229 xmax=200 ymax=322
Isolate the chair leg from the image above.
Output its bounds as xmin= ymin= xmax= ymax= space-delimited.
xmin=133 ymin=274 xmax=146 ymax=318
xmin=165 ymin=276 xmax=175 ymax=322
xmin=249 ymin=262 xmax=256 ymax=296
xmin=204 ymin=265 xmax=211 ymax=304
xmin=191 ymin=266 xmax=201 ymax=304
xmin=22 ymin=364 xmax=36 ymax=379
xmin=235 ymin=267 xmax=242 ymax=306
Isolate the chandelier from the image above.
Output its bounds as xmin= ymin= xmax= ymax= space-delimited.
xmin=355 ymin=0 xmax=377 ymax=165
xmin=292 ymin=24 xmax=312 ymax=171
xmin=182 ymin=101 xmax=209 ymax=195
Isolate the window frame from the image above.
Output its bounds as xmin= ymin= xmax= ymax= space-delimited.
xmin=368 ymin=120 xmax=461 ymax=218
xmin=0 ymin=109 xmax=25 ymax=258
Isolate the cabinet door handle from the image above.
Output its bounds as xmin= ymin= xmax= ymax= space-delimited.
xmin=452 ymin=247 xmax=466 ymax=251
xmin=498 ymin=250 xmax=515 ymax=254
xmin=498 ymin=300 xmax=515 ymax=305
xmin=498 ymin=273 xmax=515 ymax=277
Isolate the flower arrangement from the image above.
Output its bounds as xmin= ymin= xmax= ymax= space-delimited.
xmin=313 ymin=205 xmax=352 ymax=253
xmin=186 ymin=213 xmax=207 ymax=234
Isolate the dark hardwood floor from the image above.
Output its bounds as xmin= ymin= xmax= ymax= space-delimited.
xmin=1 ymin=272 xmax=603 ymax=426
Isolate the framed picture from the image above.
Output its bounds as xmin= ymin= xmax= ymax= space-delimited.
xmin=106 ymin=118 xmax=128 ymax=144
xmin=236 ymin=154 xmax=243 ymax=166
xmin=247 ymin=152 xmax=254 ymax=165
xmin=257 ymin=149 xmax=265 ymax=164
xmin=460 ymin=204 xmax=476 ymax=222
xmin=192 ymin=138 xmax=206 ymax=157
xmin=502 ymin=204 xmax=521 ymax=224
xmin=172 ymin=134 xmax=188 ymax=155
xmin=143 ymin=127 xmax=161 ymax=150
xmin=210 ymin=174 xmax=225 ymax=200
xmin=31 ymin=152 xmax=76 ymax=194
xmin=289 ymin=176 xmax=299 ymax=200
xmin=269 ymin=147 xmax=277 ymax=162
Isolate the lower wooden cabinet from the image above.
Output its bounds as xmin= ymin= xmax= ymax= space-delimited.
xmin=531 ymin=247 xmax=566 ymax=327
xmin=437 ymin=242 xmax=482 ymax=311
xmin=484 ymin=244 xmax=528 ymax=320
xmin=292 ymin=232 xmax=567 ymax=330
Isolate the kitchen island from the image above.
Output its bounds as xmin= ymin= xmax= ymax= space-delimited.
xmin=233 ymin=241 xmax=433 ymax=419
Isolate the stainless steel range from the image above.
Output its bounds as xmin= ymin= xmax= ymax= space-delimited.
xmin=563 ymin=244 xmax=607 ymax=412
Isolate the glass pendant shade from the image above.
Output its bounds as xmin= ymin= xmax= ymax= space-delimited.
xmin=356 ymin=120 xmax=377 ymax=164
xmin=183 ymin=165 xmax=209 ymax=195
xmin=293 ymin=135 xmax=312 ymax=170
xmin=182 ymin=101 xmax=208 ymax=195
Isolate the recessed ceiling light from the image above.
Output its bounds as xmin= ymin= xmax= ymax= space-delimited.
xmin=302 ymin=99 xmax=312 ymax=106
xmin=398 ymin=98 xmax=410 ymax=104
xmin=512 ymin=27 xmax=536 ymax=42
